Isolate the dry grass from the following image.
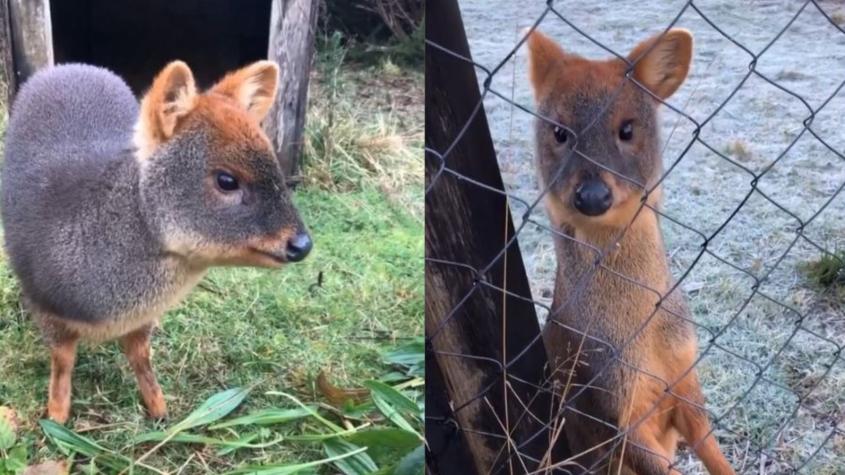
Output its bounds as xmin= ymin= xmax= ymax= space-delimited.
xmin=723 ymin=139 xmax=752 ymax=162
xmin=302 ymin=47 xmax=423 ymax=219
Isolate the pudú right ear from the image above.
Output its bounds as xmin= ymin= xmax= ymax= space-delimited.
xmin=210 ymin=60 xmax=280 ymax=123
xmin=628 ymin=29 xmax=693 ymax=100
xmin=526 ymin=30 xmax=568 ymax=100
xmin=134 ymin=61 xmax=198 ymax=160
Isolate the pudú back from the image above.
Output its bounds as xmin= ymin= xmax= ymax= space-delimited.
xmin=4 ymin=64 xmax=137 ymax=160
xmin=1 ymin=65 xmax=150 ymax=322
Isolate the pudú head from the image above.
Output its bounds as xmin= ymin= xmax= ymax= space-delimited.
xmin=527 ymin=29 xmax=693 ymax=231
xmin=134 ymin=60 xmax=311 ymax=268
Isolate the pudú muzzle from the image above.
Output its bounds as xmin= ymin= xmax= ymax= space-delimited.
xmin=1 ymin=60 xmax=310 ymax=423
xmin=527 ymin=29 xmax=737 ymax=475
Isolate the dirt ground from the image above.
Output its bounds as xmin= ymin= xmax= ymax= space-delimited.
xmin=459 ymin=0 xmax=845 ymax=472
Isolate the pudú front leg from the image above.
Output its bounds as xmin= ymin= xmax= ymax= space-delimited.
xmin=120 ymin=324 xmax=167 ymax=419
xmin=47 ymin=335 xmax=79 ymax=424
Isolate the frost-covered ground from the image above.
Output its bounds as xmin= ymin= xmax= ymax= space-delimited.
xmin=459 ymin=0 xmax=845 ymax=472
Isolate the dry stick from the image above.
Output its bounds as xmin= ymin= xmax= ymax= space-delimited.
xmin=615 ymin=378 xmax=640 ymax=475
xmin=532 ymin=399 xmax=674 ymax=475
xmin=176 ymin=453 xmax=196 ymax=475
xmin=489 ymin=378 xmax=556 ymax=475
xmin=531 ymin=429 xmax=624 ymax=475
xmin=486 ymin=355 xmax=575 ymax=473
xmin=502 ymin=192 xmax=513 ymax=475
xmin=499 ymin=17 xmax=524 ymax=475
xmin=505 ymin=379 xmax=546 ymax=431
xmin=484 ymin=397 xmax=531 ymax=475
xmin=538 ymin=319 xmax=594 ymax=470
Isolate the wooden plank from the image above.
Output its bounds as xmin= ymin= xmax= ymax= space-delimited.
xmin=264 ymin=0 xmax=318 ymax=180
xmin=8 ymin=0 xmax=53 ymax=90
xmin=425 ymin=337 xmax=479 ymax=474
xmin=425 ymin=0 xmax=570 ymax=472
xmin=0 ymin=0 xmax=15 ymax=105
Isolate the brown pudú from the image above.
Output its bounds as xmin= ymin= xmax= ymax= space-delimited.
xmin=527 ymin=29 xmax=734 ymax=475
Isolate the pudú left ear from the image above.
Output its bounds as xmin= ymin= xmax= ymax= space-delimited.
xmin=628 ymin=29 xmax=693 ymax=100
xmin=211 ymin=60 xmax=280 ymax=123
xmin=135 ymin=60 xmax=198 ymax=160
xmin=526 ymin=29 xmax=569 ymax=100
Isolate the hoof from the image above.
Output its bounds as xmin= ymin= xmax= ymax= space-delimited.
xmin=46 ymin=402 xmax=70 ymax=425
xmin=145 ymin=398 xmax=168 ymax=420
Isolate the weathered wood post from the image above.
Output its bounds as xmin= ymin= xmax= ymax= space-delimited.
xmin=7 ymin=0 xmax=52 ymax=96
xmin=0 ymin=0 xmax=16 ymax=105
xmin=425 ymin=0 xmax=569 ymax=472
xmin=264 ymin=0 xmax=319 ymax=180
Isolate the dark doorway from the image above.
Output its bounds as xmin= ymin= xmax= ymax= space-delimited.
xmin=51 ymin=0 xmax=272 ymax=95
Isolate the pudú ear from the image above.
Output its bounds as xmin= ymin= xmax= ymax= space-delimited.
xmin=526 ymin=30 xmax=568 ymax=99
xmin=135 ymin=61 xmax=197 ymax=159
xmin=628 ymin=28 xmax=693 ymax=100
xmin=210 ymin=60 xmax=280 ymax=123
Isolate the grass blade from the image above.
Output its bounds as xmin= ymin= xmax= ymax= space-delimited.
xmin=284 ymin=425 xmax=365 ymax=442
xmin=383 ymin=338 xmax=423 ymax=378
xmin=370 ymin=395 xmax=417 ymax=436
xmin=133 ymin=431 xmax=278 ymax=447
xmin=323 ymin=438 xmax=377 ymax=475
xmin=39 ymin=420 xmax=128 ymax=471
xmin=266 ymin=391 xmax=343 ymax=433
xmin=130 ymin=387 xmax=251 ymax=471
xmin=344 ymin=428 xmax=419 ymax=458
xmin=170 ymin=387 xmax=251 ymax=433
xmin=209 ymin=407 xmax=314 ymax=430
xmin=393 ymin=445 xmax=423 ymax=475
xmin=224 ymin=446 xmax=367 ymax=475
xmin=362 ymin=381 xmax=419 ymax=417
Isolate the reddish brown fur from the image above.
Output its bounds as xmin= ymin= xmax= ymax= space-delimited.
xmin=180 ymin=92 xmax=275 ymax=176
xmin=134 ymin=61 xmax=197 ymax=160
xmin=120 ymin=325 xmax=167 ymax=419
xmin=138 ymin=61 xmax=294 ymax=270
xmin=47 ymin=337 xmax=78 ymax=424
xmin=527 ymin=30 xmax=734 ymax=474
xmin=185 ymin=226 xmax=299 ymax=269
xmin=209 ymin=61 xmax=278 ymax=121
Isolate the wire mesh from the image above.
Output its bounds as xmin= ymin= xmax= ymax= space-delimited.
xmin=425 ymin=0 xmax=845 ymax=473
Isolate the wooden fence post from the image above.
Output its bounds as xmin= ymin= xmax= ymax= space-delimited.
xmin=425 ymin=0 xmax=569 ymax=472
xmin=0 ymin=0 xmax=15 ymax=105
xmin=7 ymin=0 xmax=52 ymax=90
xmin=265 ymin=0 xmax=318 ymax=180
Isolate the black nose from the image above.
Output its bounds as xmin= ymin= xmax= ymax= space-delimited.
xmin=573 ymin=179 xmax=612 ymax=216
xmin=286 ymin=232 xmax=312 ymax=262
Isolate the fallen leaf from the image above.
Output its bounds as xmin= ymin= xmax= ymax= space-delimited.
xmin=316 ymin=370 xmax=369 ymax=406
xmin=0 ymin=406 xmax=19 ymax=433
xmin=0 ymin=406 xmax=19 ymax=450
xmin=23 ymin=461 xmax=69 ymax=475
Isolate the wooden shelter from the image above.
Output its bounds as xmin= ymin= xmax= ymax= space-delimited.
xmin=0 ymin=0 xmax=318 ymax=176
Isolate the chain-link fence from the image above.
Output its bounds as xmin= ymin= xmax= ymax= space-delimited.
xmin=426 ymin=0 xmax=845 ymax=473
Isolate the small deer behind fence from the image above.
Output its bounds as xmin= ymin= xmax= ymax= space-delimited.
xmin=527 ymin=29 xmax=734 ymax=474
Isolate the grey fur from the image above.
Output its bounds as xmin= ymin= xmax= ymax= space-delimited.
xmin=2 ymin=64 xmax=303 ymax=329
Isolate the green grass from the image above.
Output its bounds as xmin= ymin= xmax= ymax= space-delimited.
xmin=801 ymin=250 xmax=845 ymax=289
xmin=0 ymin=186 xmax=422 ymax=473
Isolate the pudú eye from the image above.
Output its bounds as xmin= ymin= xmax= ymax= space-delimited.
xmin=215 ymin=171 xmax=239 ymax=192
xmin=619 ymin=120 xmax=634 ymax=141
xmin=553 ymin=125 xmax=568 ymax=143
